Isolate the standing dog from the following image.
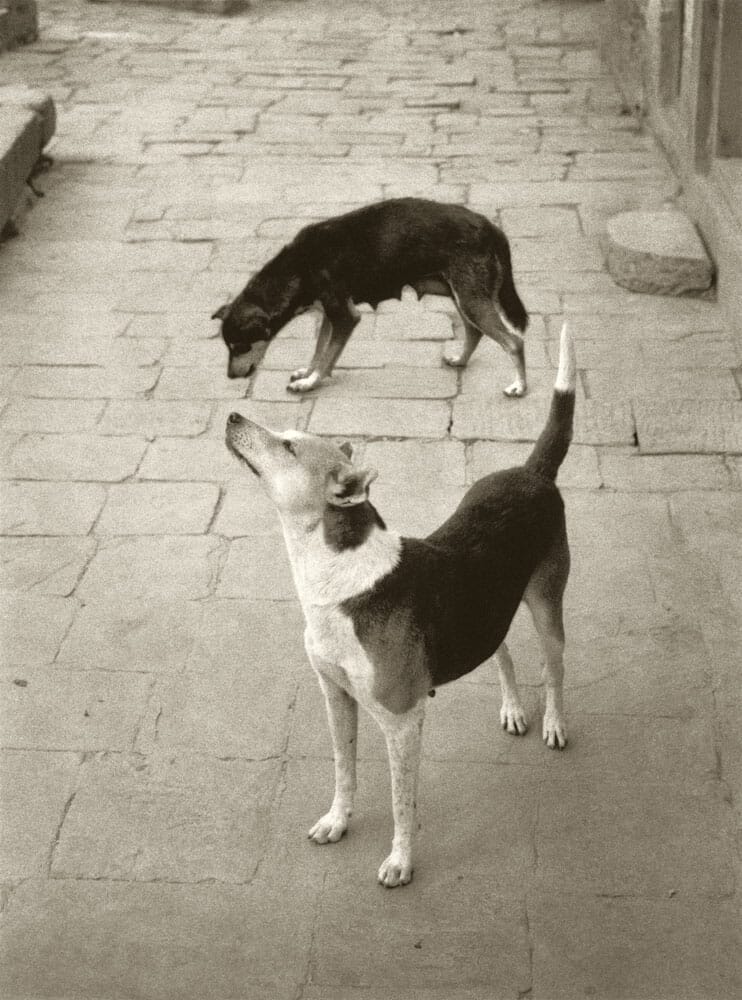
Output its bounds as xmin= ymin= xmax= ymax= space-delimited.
xmin=225 ymin=325 xmax=575 ymax=887
xmin=213 ymin=197 xmax=529 ymax=397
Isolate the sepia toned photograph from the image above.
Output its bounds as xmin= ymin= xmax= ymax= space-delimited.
xmin=0 ymin=0 xmax=740 ymax=997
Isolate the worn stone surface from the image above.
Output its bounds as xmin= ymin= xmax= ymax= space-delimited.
xmin=607 ymin=209 xmax=714 ymax=295
xmin=0 ymin=0 xmax=740 ymax=997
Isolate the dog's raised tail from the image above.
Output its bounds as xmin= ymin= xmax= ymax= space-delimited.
xmin=525 ymin=323 xmax=576 ymax=481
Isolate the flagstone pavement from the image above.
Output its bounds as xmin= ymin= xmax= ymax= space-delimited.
xmin=0 ymin=0 xmax=741 ymax=997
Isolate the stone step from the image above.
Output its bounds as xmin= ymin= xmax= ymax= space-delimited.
xmin=606 ymin=208 xmax=715 ymax=296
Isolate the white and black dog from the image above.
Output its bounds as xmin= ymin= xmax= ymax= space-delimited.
xmin=225 ymin=325 xmax=576 ymax=887
xmin=213 ymin=197 xmax=529 ymax=396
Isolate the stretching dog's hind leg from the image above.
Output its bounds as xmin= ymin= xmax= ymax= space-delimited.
xmin=444 ymin=281 xmax=527 ymax=397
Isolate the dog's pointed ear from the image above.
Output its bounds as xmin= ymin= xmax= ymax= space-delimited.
xmin=211 ymin=304 xmax=229 ymax=321
xmin=338 ymin=440 xmax=354 ymax=460
xmin=327 ymin=465 xmax=378 ymax=507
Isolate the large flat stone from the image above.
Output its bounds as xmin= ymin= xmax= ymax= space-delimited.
xmin=634 ymin=399 xmax=742 ymax=454
xmin=0 ymin=537 xmax=95 ymax=596
xmin=531 ymin=895 xmax=742 ymax=1000
xmin=0 ymin=667 xmax=151 ymax=751
xmin=77 ymin=536 xmax=222 ymax=601
xmin=536 ymin=775 xmax=735 ymax=896
xmin=606 ymin=209 xmax=714 ymax=295
xmin=53 ymin=753 xmax=281 ymax=883
xmin=0 ymin=874 xmax=319 ymax=1000
xmin=0 ymin=594 xmax=76 ymax=666
xmin=0 ymin=749 xmax=79 ymax=879
xmin=0 ymin=481 xmax=104 ymax=533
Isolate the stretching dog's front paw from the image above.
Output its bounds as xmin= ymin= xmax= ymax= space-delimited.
xmin=289 ymin=367 xmax=311 ymax=383
xmin=377 ymin=852 xmax=413 ymax=888
xmin=500 ymin=700 xmax=528 ymax=736
xmin=308 ymin=809 xmax=350 ymax=844
xmin=503 ymin=380 xmax=526 ymax=398
xmin=543 ymin=714 xmax=567 ymax=750
xmin=287 ymin=371 xmax=321 ymax=393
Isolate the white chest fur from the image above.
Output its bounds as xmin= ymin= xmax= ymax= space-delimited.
xmin=279 ymin=519 xmax=402 ymax=705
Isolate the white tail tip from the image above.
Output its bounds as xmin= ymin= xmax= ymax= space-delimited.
xmin=554 ymin=322 xmax=577 ymax=393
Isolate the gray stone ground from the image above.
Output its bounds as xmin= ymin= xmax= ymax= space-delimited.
xmin=0 ymin=0 xmax=741 ymax=997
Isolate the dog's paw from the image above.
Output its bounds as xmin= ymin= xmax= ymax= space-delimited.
xmin=503 ymin=380 xmax=526 ymax=398
xmin=308 ymin=809 xmax=350 ymax=844
xmin=287 ymin=372 xmax=321 ymax=393
xmin=500 ymin=700 xmax=528 ymax=736
xmin=377 ymin=852 xmax=413 ymax=888
xmin=443 ymin=350 xmax=468 ymax=368
xmin=543 ymin=713 xmax=567 ymax=750
xmin=289 ymin=367 xmax=311 ymax=383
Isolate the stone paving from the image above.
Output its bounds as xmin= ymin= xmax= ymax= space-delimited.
xmin=0 ymin=0 xmax=741 ymax=997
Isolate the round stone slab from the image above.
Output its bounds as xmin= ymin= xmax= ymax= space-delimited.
xmin=606 ymin=209 xmax=714 ymax=296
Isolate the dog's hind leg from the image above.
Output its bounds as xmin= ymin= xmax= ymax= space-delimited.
xmin=308 ymin=671 xmax=359 ymax=843
xmin=495 ymin=641 xmax=528 ymax=735
xmin=445 ymin=280 xmax=527 ymax=397
xmin=524 ymin=536 xmax=570 ymax=749
xmin=370 ymin=698 xmax=425 ymax=888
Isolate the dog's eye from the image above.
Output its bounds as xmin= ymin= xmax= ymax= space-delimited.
xmin=282 ymin=439 xmax=296 ymax=456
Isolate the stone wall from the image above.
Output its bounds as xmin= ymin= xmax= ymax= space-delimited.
xmin=0 ymin=0 xmax=38 ymax=51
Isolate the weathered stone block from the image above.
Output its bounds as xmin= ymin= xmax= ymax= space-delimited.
xmin=0 ymin=481 xmax=105 ymax=533
xmin=0 ymin=537 xmax=95 ymax=597
xmin=53 ymin=754 xmax=281 ymax=883
xmin=0 ymin=750 xmax=79 ymax=878
xmin=0 ymin=876 xmax=319 ymax=1000
xmin=606 ymin=209 xmax=714 ymax=295
xmin=309 ymin=398 xmax=450 ymax=438
xmin=634 ymin=399 xmax=742 ymax=454
xmin=77 ymin=536 xmax=222 ymax=601
xmin=96 ymin=482 xmax=219 ymax=535
xmin=0 ymin=667 xmax=151 ymax=750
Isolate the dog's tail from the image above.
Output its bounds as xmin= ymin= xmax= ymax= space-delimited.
xmin=525 ymin=323 xmax=576 ymax=481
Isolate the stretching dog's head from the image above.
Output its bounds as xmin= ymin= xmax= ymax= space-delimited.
xmin=226 ymin=412 xmax=377 ymax=523
xmin=212 ymin=300 xmax=271 ymax=379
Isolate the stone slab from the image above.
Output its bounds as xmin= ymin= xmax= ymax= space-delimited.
xmin=531 ymin=895 xmax=742 ymax=1000
xmin=606 ymin=209 xmax=714 ymax=295
xmin=216 ymin=535 xmax=296 ymax=600
xmin=0 ymin=481 xmax=105 ymax=533
xmin=251 ymin=366 xmax=457 ymax=401
xmin=536 ymin=775 xmax=735 ymax=896
xmin=0 ymin=749 xmax=79 ymax=879
xmin=0 ymin=667 xmax=151 ymax=751
xmin=0 ymin=537 xmax=95 ymax=597
xmin=309 ymin=398 xmax=450 ymax=438
xmin=5 ymin=432 xmax=148 ymax=481
xmin=53 ymin=753 xmax=281 ymax=883
xmin=95 ymin=482 xmax=219 ymax=534
xmin=453 ymin=396 xmax=635 ymax=445
xmin=362 ymin=439 xmax=467 ymax=486
xmin=599 ymin=447 xmax=733 ymax=491
xmin=634 ymin=399 xmax=742 ymax=454
xmin=0 ymin=875 xmax=319 ymax=1000
xmin=312 ymin=871 xmax=530 ymax=992
xmin=76 ymin=536 xmax=222 ymax=601
xmin=0 ymin=594 xmax=76 ymax=667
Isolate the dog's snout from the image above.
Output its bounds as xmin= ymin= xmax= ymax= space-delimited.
xmin=228 ymin=412 xmax=243 ymax=425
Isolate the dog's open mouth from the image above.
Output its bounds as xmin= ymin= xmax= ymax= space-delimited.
xmin=226 ymin=436 xmax=260 ymax=476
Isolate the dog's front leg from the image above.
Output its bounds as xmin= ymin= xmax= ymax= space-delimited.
xmin=288 ymin=298 xmax=360 ymax=393
xmin=308 ymin=671 xmax=358 ymax=844
xmin=289 ymin=312 xmax=332 ymax=388
xmin=372 ymin=699 xmax=425 ymax=888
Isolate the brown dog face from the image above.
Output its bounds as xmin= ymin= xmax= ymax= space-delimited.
xmin=225 ymin=412 xmax=376 ymax=522
xmin=212 ymin=302 xmax=271 ymax=378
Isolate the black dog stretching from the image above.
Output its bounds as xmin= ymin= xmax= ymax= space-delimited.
xmin=212 ymin=197 xmax=529 ymax=396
